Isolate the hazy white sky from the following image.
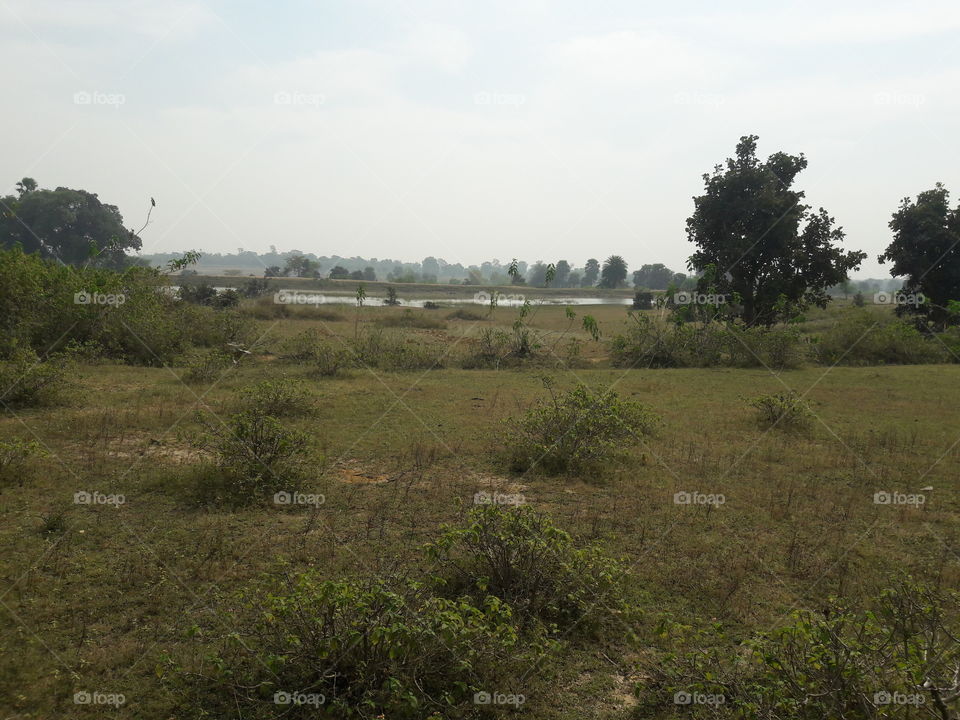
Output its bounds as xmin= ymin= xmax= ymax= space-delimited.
xmin=3 ymin=0 xmax=959 ymax=276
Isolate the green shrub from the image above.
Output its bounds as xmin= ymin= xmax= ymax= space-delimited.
xmin=815 ymin=312 xmax=947 ymax=365
xmin=0 ymin=439 xmax=47 ymax=487
xmin=648 ymin=580 xmax=960 ymax=719
xmin=502 ymin=382 xmax=660 ymax=475
xmin=427 ymin=504 xmax=630 ymax=634
xmin=376 ymin=309 xmax=446 ymax=329
xmin=181 ymin=349 xmax=233 ymax=384
xmin=177 ymin=573 xmax=536 ymax=718
xmin=236 ymin=378 xmax=314 ymax=417
xmin=198 ymin=408 xmax=309 ymax=504
xmin=0 ymin=348 xmax=73 ymax=408
xmin=352 ymin=328 xmax=444 ymax=371
xmin=749 ymin=390 xmax=813 ymax=429
xmin=279 ymin=330 xmax=352 ymax=376
xmin=447 ymin=307 xmax=485 ymax=321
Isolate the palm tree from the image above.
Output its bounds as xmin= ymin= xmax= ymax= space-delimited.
xmin=599 ymin=255 xmax=628 ymax=288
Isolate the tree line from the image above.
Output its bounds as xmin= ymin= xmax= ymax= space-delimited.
xmin=3 ymin=133 xmax=959 ymax=327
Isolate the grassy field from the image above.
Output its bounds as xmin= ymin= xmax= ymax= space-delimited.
xmin=2 ymin=299 xmax=958 ymax=718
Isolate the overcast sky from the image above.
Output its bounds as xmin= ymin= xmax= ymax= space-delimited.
xmin=3 ymin=0 xmax=959 ymax=276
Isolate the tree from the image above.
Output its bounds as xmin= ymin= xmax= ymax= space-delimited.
xmin=283 ymin=254 xmax=320 ymax=278
xmin=555 ymin=260 xmax=571 ymax=287
xmin=421 ymin=256 xmax=440 ymax=279
xmin=582 ymin=258 xmax=600 ymax=287
xmin=329 ymin=265 xmax=350 ymax=280
xmin=349 ymin=270 xmax=364 ymax=280
xmin=362 ymin=266 xmax=377 ymax=281
xmin=632 ymin=263 xmax=675 ymax=289
xmin=879 ymin=183 xmax=960 ymax=329
xmin=527 ymin=261 xmax=550 ymax=287
xmin=687 ymin=135 xmax=865 ymax=325
xmin=0 ymin=178 xmax=142 ymax=268
xmin=599 ymin=255 xmax=628 ymax=288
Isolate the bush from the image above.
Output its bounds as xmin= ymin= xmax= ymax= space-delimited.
xmin=501 ymin=382 xmax=660 ymax=475
xmin=447 ymin=307 xmax=485 ymax=321
xmin=815 ymin=312 xmax=947 ymax=365
xmin=0 ymin=439 xmax=47 ymax=488
xmin=181 ymin=349 xmax=232 ymax=384
xmin=648 ymin=580 xmax=960 ymax=719
xmin=236 ymin=378 xmax=314 ymax=417
xmin=177 ymin=573 xmax=536 ymax=719
xmin=376 ymin=308 xmax=446 ymax=329
xmin=427 ymin=504 xmax=630 ymax=634
xmin=352 ymin=328 xmax=444 ymax=371
xmin=749 ymin=390 xmax=813 ymax=429
xmin=279 ymin=330 xmax=352 ymax=376
xmin=198 ymin=408 xmax=309 ymax=504
xmin=609 ymin=314 xmax=807 ymax=369
xmin=0 ymin=348 xmax=73 ymax=408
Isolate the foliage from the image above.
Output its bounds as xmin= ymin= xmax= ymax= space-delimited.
xmin=648 ymin=579 xmax=960 ymax=719
xmin=0 ymin=347 xmax=73 ymax=408
xmin=279 ymin=330 xmax=352 ymax=377
xmin=352 ymin=328 xmax=444 ymax=371
xmin=376 ymin=309 xmax=446 ymax=329
xmin=599 ymin=255 xmax=628 ymax=288
xmin=0 ymin=177 xmax=142 ymax=268
xmin=687 ymin=135 xmax=866 ymax=325
xmin=182 ymin=349 xmax=233 ymax=384
xmin=815 ymin=312 xmax=948 ymax=365
xmin=749 ymin=390 xmax=813 ymax=429
xmin=879 ymin=183 xmax=960 ymax=329
xmin=501 ymin=381 xmax=660 ymax=475
xmin=0 ymin=439 xmax=47 ymax=487
xmin=198 ymin=408 xmax=309 ymax=504
xmin=426 ymin=504 xmax=631 ymax=634
xmin=236 ymin=378 xmax=314 ymax=417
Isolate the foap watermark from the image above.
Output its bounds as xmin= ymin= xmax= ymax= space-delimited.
xmin=874 ymin=691 xmax=925 ymax=706
xmin=274 ymin=290 xmax=325 ymax=306
xmin=674 ymin=91 xmax=726 ymax=108
xmin=474 ymin=691 xmax=525 ymax=707
xmin=874 ymin=92 xmax=925 ymax=108
xmin=674 ymin=291 xmax=727 ymax=306
xmin=474 ymin=490 xmax=525 ymax=507
xmin=674 ymin=690 xmax=725 ymax=706
xmin=874 ymin=291 xmax=925 ymax=307
xmin=274 ymin=491 xmax=325 ymax=507
xmin=74 ymin=490 xmax=125 ymax=507
xmin=273 ymin=691 xmax=325 ymax=707
xmin=75 ymin=290 xmax=126 ymax=306
xmin=473 ymin=290 xmax=525 ymax=306
xmin=74 ymin=691 xmax=126 ymax=707
xmin=874 ymin=491 xmax=924 ymax=507
xmin=73 ymin=91 xmax=126 ymax=108
xmin=674 ymin=491 xmax=725 ymax=507
xmin=474 ymin=91 xmax=526 ymax=107
xmin=274 ymin=90 xmax=325 ymax=107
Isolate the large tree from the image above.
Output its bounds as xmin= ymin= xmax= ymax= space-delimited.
xmin=599 ymin=255 xmax=628 ymax=288
xmin=0 ymin=177 xmax=142 ymax=268
xmin=687 ymin=136 xmax=865 ymax=325
xmin=581 ymin=258 xmax=600 ymax=287
xmin=554 ymin=259 xmax=571 ymax=287
xmin=879 ymin=183 xmax=960 ymax=329
xmin=632 ymin=263 xmax=675 ymax=289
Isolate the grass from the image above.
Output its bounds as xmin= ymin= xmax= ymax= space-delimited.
xmin=1 ymin=301 xmax=959 ymax=718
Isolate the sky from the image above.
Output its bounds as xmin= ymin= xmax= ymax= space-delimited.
xmin=2 ymin=0 xmax=959 ymax=277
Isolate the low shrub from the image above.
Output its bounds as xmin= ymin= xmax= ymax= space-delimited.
xmin=0 ymin=439 xmax=47 ymax=488
xmin=815 ymin=312 xmax=948 ymax=365
xmin=427 ymin=504 xmax=631 ymax=634
xmin=174 ymin=573 xmax=537 ymax=719
xmin=236 ymin=378 xmax=314 ymax=417
xmin=279 ymin=330 xmax=352 ymax=376
xmin=0 ymin=348 xmax=73 ymax=408
xmin=447 ymin=307 xmax=485 ymax=321
xmin=501 ymin=381 xmax=660 ymax=475
xmin=376 ymin=308 xmax=447 ymax=329
xmin=749 ymin=390 xmax=813 ymax=429
xmin=181 ymin=349 xmax=233 ymax=384
xmin=647 ymin=579 xmax=960 ymax=719
xmin=352 ymin=328 xmax=444 ymax=371
xmin=197 ymin=408 xmax=309 ymax=504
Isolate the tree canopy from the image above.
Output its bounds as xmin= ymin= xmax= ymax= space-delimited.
xmin=599 ymin=255 xmax=628 ymax=288
xmin=0 ymin=177 xmax=142 ymax=269
xmin=687 ymin=136 xmax=865 ymax=325
xmin=879 ymin=183 xmax=960 ymax=329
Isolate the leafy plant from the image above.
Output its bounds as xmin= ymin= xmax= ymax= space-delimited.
xmin=0 ymin=439 xmax=47 ymax=487
xmin=501 ymin=381 xmax=660 ymax=475
xmin=236 ymin=378 xmax=314 ymax=417
xmin=749 ymin=390 xmax=813 ymax=429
